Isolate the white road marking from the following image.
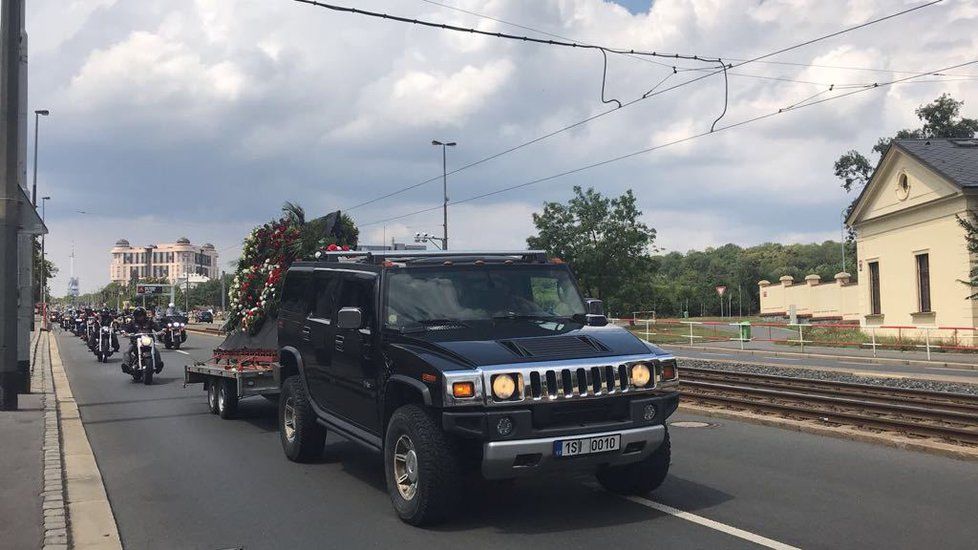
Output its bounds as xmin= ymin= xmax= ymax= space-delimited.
xmin=770 ymin=357 xmax=801 ymax=361
xmin=622 ymin=495 xmax=801 ymax=550
xmin=175 ymin=350 xmax=190 ymax=355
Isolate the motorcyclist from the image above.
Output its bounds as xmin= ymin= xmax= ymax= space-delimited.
xmin=96 ymin=307 xmax=120 ymax=352
xmin=122 ymin=308 xmax=163 ymax=372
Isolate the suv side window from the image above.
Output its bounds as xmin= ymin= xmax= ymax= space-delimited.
xmin=313 ymin=270 xmax=341 ymax=320
xmin=282 ymin=270 xmax=313 ymax=315
xmin=337 ymin=275 xmax=376 ymax=329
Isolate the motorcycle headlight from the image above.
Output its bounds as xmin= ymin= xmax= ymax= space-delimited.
xmin=167 ymin=323 xmax=173 ymax=328
xmin=139 ymin=335 xmax=153 ymax=347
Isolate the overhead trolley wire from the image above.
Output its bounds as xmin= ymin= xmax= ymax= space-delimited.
xmin=356 ymin=58 xmax=977 ymax=228
xmin=305 ymin=0 xmax=946 ymax=212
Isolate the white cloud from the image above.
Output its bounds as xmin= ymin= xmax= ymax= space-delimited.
xmin=26 ymin=0 xmax=978 ymax=294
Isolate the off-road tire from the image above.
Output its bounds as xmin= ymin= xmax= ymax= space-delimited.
xmin=164 ymin=342 xmax=173 ymax=350
xmin=173 ymin=341 xmax=181 ymax=350
xmin=218 ymin=378 xmax=239 ymax=419
xmin=143 ymin=367 xmax=154 ymax=385
xmin=596 ymin=430 xmax=671 ymax=495
xmin=384 ymin=404 xmax=462 ymax=526
xmin=207 ymin=379 xmax=220 ymax=414
xmin=278 ymin=376 xmax=325 ymax=462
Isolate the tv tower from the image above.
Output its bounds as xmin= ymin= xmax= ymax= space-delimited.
xmin=67 ymin=242 xmax=79 ymax=300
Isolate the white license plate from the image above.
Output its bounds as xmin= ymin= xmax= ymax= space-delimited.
xmin=554 ymin=434 xmax=621 ymax=457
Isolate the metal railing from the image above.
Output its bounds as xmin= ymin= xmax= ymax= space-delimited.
xmin=608 ymin=317 xmax=978 ymax=360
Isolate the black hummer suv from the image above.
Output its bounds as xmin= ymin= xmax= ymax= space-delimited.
xmin=275 ymin=250 xmax=679 ymax=525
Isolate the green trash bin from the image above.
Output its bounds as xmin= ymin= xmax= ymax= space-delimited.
xmin=736 ymin=321 xmax=751 ymax=341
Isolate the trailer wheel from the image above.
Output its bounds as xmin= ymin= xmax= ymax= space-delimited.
xmin=279 ymin=376 xmax=325 ymax=462
xmin=207 ymin=379 xmax=220 ymax=414
xmin=218 ymin=378 xmax=238 ymax=419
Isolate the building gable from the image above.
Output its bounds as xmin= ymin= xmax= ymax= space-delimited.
xmin=848 ymin=146 xmax=963 ymax=227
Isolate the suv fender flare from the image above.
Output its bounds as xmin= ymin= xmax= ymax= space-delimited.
xmin=385 ymin=375 xmax=432 ymax=406
xmin=276 ymin=346 xmax=305 ymax=386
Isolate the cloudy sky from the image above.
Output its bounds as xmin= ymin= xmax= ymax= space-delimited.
xmin=28 ymin=0 xmax=978 ymax=294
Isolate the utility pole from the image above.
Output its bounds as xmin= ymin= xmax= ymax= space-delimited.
xmin=30 ymin=109 xmax=47 ymax=205
xmin=40 ymin=196 xmax=49 ymax=327
xmin=0 ymin=0 xmax=25 ymax=410
xmin=431 ymin=140 xmax=456 ymax=250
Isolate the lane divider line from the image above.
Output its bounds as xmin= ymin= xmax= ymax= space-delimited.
xmin=621 ymin=494 xmax=801 ymax=550
xmin=50 ymin=333 xmax=124 ymax=550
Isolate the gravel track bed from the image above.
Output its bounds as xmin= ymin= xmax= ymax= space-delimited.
xmin=678 ymin=358 xmax=978 ymax=396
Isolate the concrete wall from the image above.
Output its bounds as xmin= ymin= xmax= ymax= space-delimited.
xmin=759 ymin=273 xmax=860 ymax=321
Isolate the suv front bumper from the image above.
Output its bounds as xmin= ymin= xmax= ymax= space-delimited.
xmin=482 ymin=424 xmax=665 ymax=480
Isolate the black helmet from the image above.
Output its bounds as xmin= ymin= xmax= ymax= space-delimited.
xmin=133 ymin=307 xmax=147 ymax=321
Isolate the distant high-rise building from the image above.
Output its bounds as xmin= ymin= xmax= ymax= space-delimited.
xmin=110 ymin=238 xmax=219 ymax=285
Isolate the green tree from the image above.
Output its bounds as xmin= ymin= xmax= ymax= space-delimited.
xmin=32 ymin=239 xmax=57 ymax=303
xmin=958 ymin=211 xmax=978 ymax=299
xmin=526 ymin=186 xmax=656 ymax=315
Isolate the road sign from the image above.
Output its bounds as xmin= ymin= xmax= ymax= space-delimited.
xmin=135 ymin=284 xmax=166 ymax=297
xmin=715 ymin=285 xmax=727 ymax=296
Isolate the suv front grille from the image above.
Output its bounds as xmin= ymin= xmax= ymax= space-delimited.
xmin=527 ymin=364 xmax=630 ymax=399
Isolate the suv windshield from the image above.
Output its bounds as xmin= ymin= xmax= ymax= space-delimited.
xmin=385 ymin=266 xmax=587 ymax=329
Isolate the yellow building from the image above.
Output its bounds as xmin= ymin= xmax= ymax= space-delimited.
xmin=846 ymin=138 xmax=978 ymax=329
xmin=110 ymin=237 xmax=220 ymax=285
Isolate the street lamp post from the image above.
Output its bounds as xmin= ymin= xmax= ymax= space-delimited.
xmin=40 ymin=196 xmax=50 ymax=328
xmin=32 ymin=109 xmax=49 ymax=206
xmin=431 ymin=140 xmax=456 ymax=250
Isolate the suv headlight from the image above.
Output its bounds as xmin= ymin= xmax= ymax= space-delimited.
xmin=630 ymin=363 xmax=652 ymax=387
xmin=139 ymin=335 xmax=153 ymax=347
xmin=491 ymin=374 xmax=518 ymax=400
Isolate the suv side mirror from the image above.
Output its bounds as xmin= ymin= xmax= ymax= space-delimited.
xmin=337 ymin=307 xmax=364 ymax=330
xmin=584 ymin=299 xmax=607 ymax=326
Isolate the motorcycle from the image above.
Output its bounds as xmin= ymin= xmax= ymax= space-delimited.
xmin=122 ymin=331 xmax=163 ymax=385
xmin=161 ymin=319 xmax=188 ymax=350
xmin=93 ymin=324 xmax=118 ymax=363
xmin=84 ymin=318 xmax=98 ymax=347
xmin=72 ymin=316 xmax=86 ymax=337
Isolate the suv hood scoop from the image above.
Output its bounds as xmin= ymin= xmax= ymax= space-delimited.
xmin=410 ymin=327 xmax=651 ymax=367
xmin=499 ymin=335 xmax=609 ymax=360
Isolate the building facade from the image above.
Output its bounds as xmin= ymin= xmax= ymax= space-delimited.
xmin=759 ymin=138 xmax=978 ymax=331
xmin=110 ymin=237 xmax=219 ymax=285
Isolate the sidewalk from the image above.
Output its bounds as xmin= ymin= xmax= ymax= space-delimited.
xmin=0 ymin=330 xmax=50 ymax=548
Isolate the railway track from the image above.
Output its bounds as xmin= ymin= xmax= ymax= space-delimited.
xmin=679 ymin=366 xmax=978 ymax=445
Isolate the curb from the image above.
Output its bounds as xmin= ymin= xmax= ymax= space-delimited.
xmin=665 ymin=343 xmax=978 ymax=370
xmin=33 ymin=330 xmax=71 ymax=549
xmin=678 ymin=402 xmax=978 ymax=461
xmin=49 ymin=334 xmax=123 ymax=550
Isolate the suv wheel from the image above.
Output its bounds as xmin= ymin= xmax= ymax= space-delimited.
xmin=596 ymin=429 xmax=671 ymax=495
xmin=384 ymin=404 xmax=461 ymax=526
xmin=279 ymin=376 xmax=326 ymax=462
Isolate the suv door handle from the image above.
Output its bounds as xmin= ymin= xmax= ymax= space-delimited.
xmin=300 ymin=326 xmax=311 ymax=341
xmin=334 ymin=335 xmax=345 ymax=352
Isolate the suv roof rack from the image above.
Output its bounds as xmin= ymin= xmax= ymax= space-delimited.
xmin=313 ymin=250 xmax=550 ymax=265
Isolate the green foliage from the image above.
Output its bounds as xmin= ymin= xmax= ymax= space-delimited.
xmin=957 ymin=211 xmax=978 ymax=299
xmin=833 ymin=150 xmax=873 ymax=192
xmin=624 ymin=241 xmax=852 ymax=318
xmin=32 ymin=238 xmax=57 ymax=303
xmin=526 ymin=186 xmax=656 ymax=314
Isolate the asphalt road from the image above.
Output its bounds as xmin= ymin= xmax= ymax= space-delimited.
xmin=55 ymin=329 xmax=978 ymax=550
